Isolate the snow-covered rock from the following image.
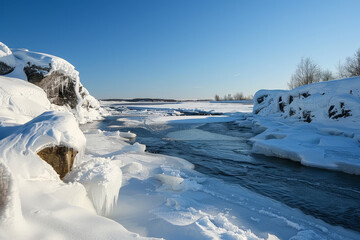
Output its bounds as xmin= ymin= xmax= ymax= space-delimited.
xmin=0 ymin=43 xmax=16 ymax=75
xmin=251 ymin=78 xmax=360 ymax=174
xmin=0 ymin=41 xmax=103 ymax=124
xmin=0 ymin=111 xmax=86 ymax=180
xmin=253 ymin=77 xmax=360 ymax=123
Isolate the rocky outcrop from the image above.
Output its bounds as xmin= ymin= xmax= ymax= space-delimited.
xmin=37 ymin=146 xmax=78 ymax=179
xmin=26 ymin=69 xmax=79 ymax=109
xmin=0 ymin=62 xmax=14 ymax=75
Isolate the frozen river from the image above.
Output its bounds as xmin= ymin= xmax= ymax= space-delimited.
xmin=99 ymin=102 xmax=360 ymax=233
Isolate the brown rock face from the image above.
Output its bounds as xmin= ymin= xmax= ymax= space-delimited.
xmin=23 ymin=63 xmax=78 ymax=109
xmin=37 ymin=146 xmax=78 ymax=179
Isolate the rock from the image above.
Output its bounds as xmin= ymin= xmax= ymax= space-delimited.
xmin=25 ymin=69 xmax=79 ymax=109
xmin=37 ymin=146 xmax=78 ymax=179
xmin=23 ymin=62 xmax=51 ymax=83
xmin=0 ymin=62 xmax=14 ymax=75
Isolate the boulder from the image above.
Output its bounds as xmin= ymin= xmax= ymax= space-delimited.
xmin=37 ymin=146 xmax=78 ymax=179
xmin=25 ymin=69 xmax=78 ymax=109
xmin=0 ymin=62 xmax=14 ymax=75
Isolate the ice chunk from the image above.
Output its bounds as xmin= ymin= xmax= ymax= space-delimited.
xmin=64 ymin=157 xmax=122 ymax=216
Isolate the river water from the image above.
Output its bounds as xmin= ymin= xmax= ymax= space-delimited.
xmin=99 ymin=103 xmax=360 ymax=232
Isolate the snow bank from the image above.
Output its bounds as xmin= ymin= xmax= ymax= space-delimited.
xmin=251 ymin=78 xmax=360 ymax=174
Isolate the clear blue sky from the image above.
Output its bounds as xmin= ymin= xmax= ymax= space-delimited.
xmin=1 ymin=0 xmax=360 ymax=99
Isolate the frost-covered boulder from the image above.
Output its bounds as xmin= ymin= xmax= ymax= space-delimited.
xmin=0 ymin=41 xmax=103 ymax=124
xmin=0 ymin=111 xmax=86 ymax=180
xmin=253 ymin=77 xmax=360 ymax=123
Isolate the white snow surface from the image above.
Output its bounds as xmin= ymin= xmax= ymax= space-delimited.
xmin=0 ymin=76 xmax=51 ymax=126
xmin=251 ymin=78 xmax=360 ymax=174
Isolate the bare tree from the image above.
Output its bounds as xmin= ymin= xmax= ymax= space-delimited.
xmin=214 ymin=94 xmax=220 ymax=101
xmin=288 ymin=57 xmax=321 ymax=89
xmin=338 ymin=48 xmax=360 ymax=78
xmin=320 ymin=69 xmax=334 ymax=81
xmin=233 ymin=92 xmax=244 ymax=100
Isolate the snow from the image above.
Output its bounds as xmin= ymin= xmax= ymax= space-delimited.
xmin=0 ymin=94 xmax=359 ymax=239
xmin=0 ymin=42 xmax=16 ymax=68
xmin=0 ymin=76 xmax=51 ymax=126
xmin=251 ymin=77 xmax=360 ymax=174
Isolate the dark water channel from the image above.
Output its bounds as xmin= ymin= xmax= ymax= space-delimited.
xmin=99 ymin=106 xmax=360 ymax=233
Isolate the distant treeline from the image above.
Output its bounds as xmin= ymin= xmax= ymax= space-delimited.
xmin=214 ymin=93 xmax=253 ymax=101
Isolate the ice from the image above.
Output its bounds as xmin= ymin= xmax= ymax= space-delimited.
xmin=64 ymin=157 xmax=123 ymax=216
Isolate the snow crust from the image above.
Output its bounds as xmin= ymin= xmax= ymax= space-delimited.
xmin=251 ymin=78 xmax=360 ymax=174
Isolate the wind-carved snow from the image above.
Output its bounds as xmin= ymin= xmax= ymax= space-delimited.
xmin=64 ymin=157 xmax=123 ymax=216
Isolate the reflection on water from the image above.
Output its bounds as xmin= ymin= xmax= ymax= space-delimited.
xmin=100 ymin=112 xmax=360 ymax=232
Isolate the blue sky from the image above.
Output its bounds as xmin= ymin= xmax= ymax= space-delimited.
xmin=1 ymin=0 xmax=360 ymax=99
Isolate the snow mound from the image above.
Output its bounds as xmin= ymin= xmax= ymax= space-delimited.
xmin=0 ymin=76 xmax=51 ymax=126
xmin=64 ymin=157 xmax=122 ymax=216
xmin=0 ymin=111 xmax=86 ymax=180
xmin=253 ymin=77 xmax=360 ymax=123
